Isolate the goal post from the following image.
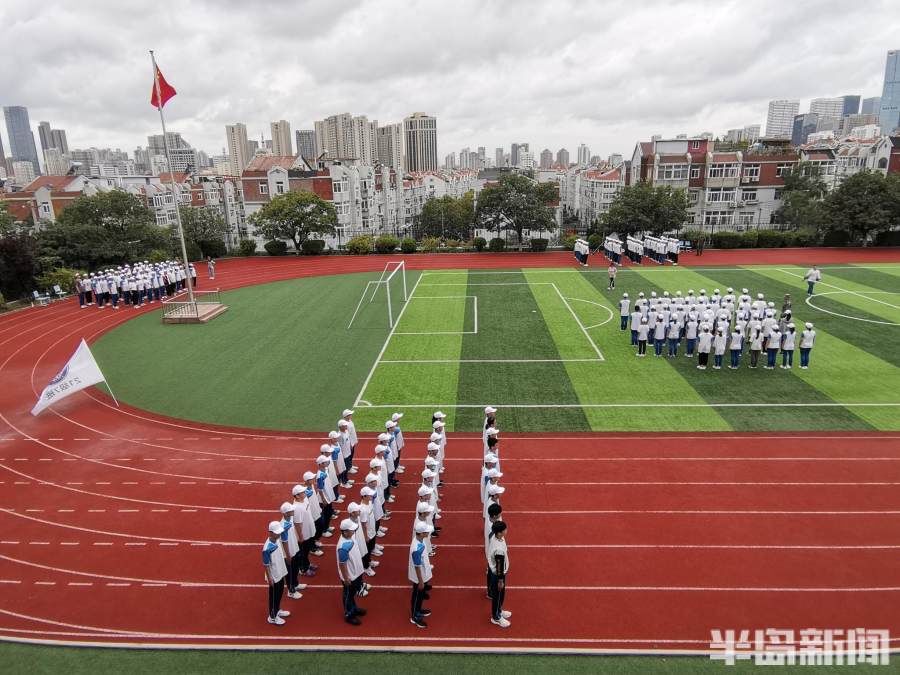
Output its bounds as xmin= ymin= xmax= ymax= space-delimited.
xmin=347 ymin=260 xmax=407 ymax=330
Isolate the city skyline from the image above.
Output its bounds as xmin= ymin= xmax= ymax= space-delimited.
xmin=0 ymin=1 xmax=898 ymax=164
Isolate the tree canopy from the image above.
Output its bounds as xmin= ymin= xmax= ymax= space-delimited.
xmin=600 ymin=182 xmax=689 ymax=236
xmin=475 ymin=174 xmax=557 ymax=242
xmin=178 ymin=206 xmax=229 ymax=258
xmin=416 ymin=192 xmax=475 ymax=240
xmin=250 ymin=191 xmax=337 ymax=252
xmin=0 ymin=204 xmax=38 ymax=299
xmin=774 ymin=162 xmax=827 ymax=230
xmin=821 ymin=170 xmax=900 ymax=242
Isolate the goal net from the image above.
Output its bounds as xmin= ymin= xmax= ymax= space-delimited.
xmin=346 ymin=261 xmax=408 ymax=330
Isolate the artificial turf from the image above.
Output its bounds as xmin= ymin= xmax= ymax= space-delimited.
xmin=91 ymin=264 xmax=900 ymax=433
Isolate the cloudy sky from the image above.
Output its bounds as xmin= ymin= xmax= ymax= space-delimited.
xmin=2 ymin=0 xmax=898 ymax=162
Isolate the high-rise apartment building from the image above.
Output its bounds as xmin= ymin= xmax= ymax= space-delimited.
xmin=879 ymin=49 xmax=900 ymax=135
xmin=50 ymin=129 xmax=69 ymax=155
xmin=295 ymin=129 xmax=317 ymax=161
xmin=270 ymin=120 xmax=292 ymax=156
xmin=809 ymin=97 xmax=844 ymax=122
xmin=539 ymin=148 xmax=553 ymax=169
xmin=765 ymin=99 xmax=800 ymax=138
xmin=576 ymin=143 xmax=591 ymax=166
xmin=861 ymin=96 xmax=881 ymax=115
xmin=225 ymin=123 xmax=250 ymax=176
xmin=495 ymin=147 xmax=504 ymax=167
xmin=403 ymin=113 xmax=437 ymax=172
xmin=841 ymin=95 xmax=861 ymax=117
xmin=38 ymin=121 xmax=53 ymax=153
xmin=43 ymin=147 xmax=69 ymax=175
xmin=350 ymin=115 xmax=377 ymax=164
xmin=375 ymin=123 xmax=404 ymax=170
xmin=556 ymin=148 xmax=570 ymax=167
xmin=792 ymin=113 xmax=818 ymax=146
xmin=315 ymin=113 xmax=354 ymax=159
xmin=3 ymin=106 xmax=41 ymax=174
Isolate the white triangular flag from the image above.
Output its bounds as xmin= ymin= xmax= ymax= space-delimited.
xmin=31 ymin=339 xmax=107 ymax=416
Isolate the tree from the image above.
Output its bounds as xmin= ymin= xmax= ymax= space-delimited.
xmin=178 ymin=206 xmax=228 ymax=257
xmin=774 ymin=162 xmax=827 ymax=230
xmin=417 ymin=192 xmax=475 ymax=240
xmin=39 ymin=191 xmax=167 ymax=269
xmin=0 ymin=203 xmax=16 ymax=236
xmin=475 ymin=174 xmax=556 ymax=243
xmin=821 ymin=170 xmax=899 ymax=243
xmin=0 ymin=228 xmax=38 ymax=299
xmin=601 ymin=182 xmax=689 ymax=236
xmin=250 ymin=191 xmax=337 ymax=252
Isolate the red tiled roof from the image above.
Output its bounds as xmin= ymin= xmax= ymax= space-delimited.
xmin=657 ymin=154 xmax=688 ymax=163
xmin=243 ymin=156 xmax=296 ymax=173
xmin=23 ymin=175 xmax=76 ymax=191
xmin=806 ymin=152 xmax=832 ymax=160
xmin=711 ymin=153 xmax=739 ymax=162
xmin=157 ymin=172 xmax=189 ymax=184
xmin=640 ymin=142 xmax=653 ymax=155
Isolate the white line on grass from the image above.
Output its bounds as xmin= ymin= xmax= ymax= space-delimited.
xmin=553 ymin=284 xmax=604 ymax=360
xmin=352 ymin=274 xmax=423 ymax=408
xmin=353 ymin=402 xmax=900 ymax=409
xmin=419 ymin=265 xmax=900 ymax=276
xmin=378 ymin=358 xmax=604 ymax=364
xmin=778 ymin=268 xmax=900 ymax=311
xmin=806 ymin=291 xmax=900 ymax=326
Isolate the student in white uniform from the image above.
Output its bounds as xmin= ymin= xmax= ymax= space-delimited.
xmin=619 ymin=293 xmax=630 ymax=330
xmin=629 ymin=305 xmax=642 ymax=346
xmin=315 ymin=454 xmax=337 ymax=536
xmin=337 ymin=420 xmax=353 ymax=481
xmin=346 ymin=503 xmax=376 ymax=578
xmin=652 ymin=316 xmax=666 ymax=357
xmin=748 ymin=325 xmax=764 ymax=368
xmin=765 ymin=326 xmax=782 ymax=370
xmin=391 ymin=412 xmax=406 ymax=473
xmin=728 ymin=327 xmax=743 ymax=369
xmin=481 ymin=453 xmax=499 ymax=503
xmin=781 ymin=322 xmax=796 ymax=369
xmin=636 ymin=317 xmax=650 ymax=357
xmin=291 ymin=485 xmax=320 ymax=574
xmin=341 ymin=409 xmax=358 ymax=474
xmin=696 ymin=324 xmax=713 ymax=370
xmin=262 ymin=521 xmax=291 ymax=625
xmin=279 ymin=502 xmax=307 ymax=599
xmin=409 ymin=520 xmax=435 ymax=628
xmin=799 ymin=322 xmax=816 ymax=369
xmin=712 ymin=329 xmax=727 ymax=370
xmin=485 ymin=483 xmax=505 ymax=519
xmin=684 ymin=314 xmax=699 ymax=358
xmin=302 ymin=471 xmax=327 ymax=546
xmin=666 ymin=319 xmax=681 ymax=358
xmin=804 ymin=265 xmax=822 ymax=296
xmin=336 ymin=519 xmax=366 ymax=625
xmin=487 ymin=520 xmax=511 ymax=628
xmin=482 ymin=406 xmax=497 ymax=452
xmin=358 ymin=486 xmax=381 ymax=563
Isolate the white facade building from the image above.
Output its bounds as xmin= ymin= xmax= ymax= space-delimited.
xmin=404 ymin=113 xmax=438 ymax=172
xmin=376 ymin=122 xmax=405 ymax=170
xmin=765 ymin=99 xmax=800 ymax=138
xmin=270 ymin=120 xmax=292 ymax=157
xmin=225 ymin=123 xmax=250 ymax=176
xmin=810 ymin=97 xmax=845 ymax=123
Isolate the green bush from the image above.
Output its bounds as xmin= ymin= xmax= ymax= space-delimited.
xmin=530 ymin=238 xmax=549 ymax=252
xmin=822 ymin=229 xmax=851 ymax=247
xmin=587 ymin=233 xmax=603 ymax=250
xmin=148 ymin=249 xmax=170 ymax=263
xmin=874 ymin=229 xmax=900 ymax=247
xmin=185 ymin=239 xmax=204 ymax=261
xmin=421 ymin=237 xmax=441 ymax=252
xmin=680 ymin=229 xmax=706 ymax=244
xmin=561 ymin=233 xmax=578 ymax=249
xmin=710 ymin=231 xmax=743 ymax=249
xmin=488 ymin=237 xmax=506 ymax=252
xmin=0 ymin=291 xmax=5 ymax=309
xmin=347 ymin=235 xmax=373 ymax=255
xmin=37 ymin=267 xmax=84 ymax=293
xmin=793 ymin=228 xmax=821 ymax=247
xmin=264 ymin=239 xmax=288 ymax=256
xmin=238 ymin=239 xmax=257 ymax=256
xmin=755 ymin=229 xmax=788 ymax=248
xmin=473 ymin=237 xmax=487 ymax=252
xmin=198 ymin=238 xmax=227 ymax=259
xmin=374 ymin=235 xmax=400 ymax=254
xmin=400 ymin=237 xmax=417 ymax=253
xmin=301 ymin=239 xmax=327 ymax=255
xmin=738 ymin=231 xmax=758 ymax=248
xmin=444 ymin=238 xmax=462 ymax=249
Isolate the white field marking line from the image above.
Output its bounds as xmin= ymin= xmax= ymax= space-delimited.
xmin=778 ymin=267 xmax=900 ymax=311
xmin=565 ymin=296 xmax=615 ymax=329
xmin=551 ymin=283 xmax=604 ymax=360
xmin=419 ymin=265 xmax=900 ymax=276
xmin=439 ymin=455 xmax=900 ymax=461
xmin=353 ymin=273 xmax=423 ymax=408
xmin=352 ymin=402 xmax=900 ymax=409
xmin=378 ymin=358 xmax=604 ymax=363
xmin=806 ymin=291 xmax=900 ymax=327
xmin=443 ymin=480 xmax=900 ymax=486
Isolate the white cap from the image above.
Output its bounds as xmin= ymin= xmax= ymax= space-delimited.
xmin=424 ymin=456 xmax=438 ymax=467
xmin=268 ymin=521 xmax=284 ymax=535
xmin=339 ymin=518 xmax=358 ymax=532
xmin=360 ymin=486 xmax=375 ymax=497
xmin=292 ymin=484 xmax=305 ymax=496
xmin=805 ymin=322 xmax=813 ymax=328
xmin=328 ymin=430 xmax=340 ymax=439
xmin=433 ymin=411 xmax=447 ymax=419
xmin=337 ymin=419 xmax=349 ymax=428
xmin=342 ymin=409 xmax=354 ymax=417
xmin=365 ymin=473 xmax=379 ymax=483
xmin=316 ymin=455 xmax=330 ymax=465
xmin=484 ymin=406 xmax=497 ymax=415
xmin=303 ymin=471 xmax=316 ymax=481
xmin=417 ymin=486 xmax=433 ymax=497
xmin=484 ymin=453 xmax=498 ymax=463
xmin=757 ymin=293 xmax=764 ymax=299
xmin=416 ymin=502 xmax=434 ymax=514
xmin=391 ymin=412 xmax=403 ymax=421
xmin=486 ymin=427 xmax=499 ymax=436
xmin=639 ymin=291 xmax=645 ymax=297
xmin=377 ymin=432 xmax=391 ymax=442
xmin=369 ymin=458 xmax=381 ymax=468
xmin=374 ymin=444 xmax=387 ymax=454
xmin=280 ymin=501 xmax=293 ymax=514
xmin=320 ymin=443 xmax=332 ymax=454
xmin=429 ymin=433 xmax=442 ymax=443
xmin=688 ymin=289 xmax=694 ymax=294
xmin=347 ymin=502 xmax=361 ymax=514
xmin=714 ymin=288 xmax=720 ymax=293
xmin=487 ymin=468 xmax=503 ymax=478
xmin=623 ymin=292 xmax=628 ymax=298
xmin=427 ymin=441 xmax=441 ymax=453
xmin=432 ymin=420 xmax=445 ymax=429
xmin=487 ymin=484 xmax=506 ymax=496
xmin=422 ymin=468 xmax=436 ymax=479
xmin=727 ymin=287 xmax=733 ymax=293
xmin=699 ymin=289 xmax=706 ymax=294
xmin=650 ymin=291 xmax=657 ymax=297
xmin=385 ymin=420 xmax=396 ymax=429
xmin=414 ymin=520 xmax=434 ymax=534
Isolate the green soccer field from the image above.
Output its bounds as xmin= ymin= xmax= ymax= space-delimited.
xmin=92 ymin=263 xmax=900 ymax=433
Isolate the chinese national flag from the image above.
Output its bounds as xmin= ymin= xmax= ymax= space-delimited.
xmin=150 ymin=65 xmax=177 ymax=109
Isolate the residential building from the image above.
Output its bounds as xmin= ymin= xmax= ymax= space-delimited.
xmin=791 ymin=113 xmax=818 ymax=146
xmin=556 ymin=148 xmax=570 ymax=168
xmin=519 ymin=149 xmax=534 ymax=171
xmin=539 ymin=148 xmax=553 ymax=169
xmin=842 ymin=113 xmax=880 ymax=135
xmin=861 ymin=96 xmax=881 ymax=115
xmin=576 ymin=143 xmax=591 ymax=166
xmin=350 ymin=115 xmax=377 ymax=164
xmin=841 ymin=95 xmax=861 ymax=117
xmin=3 ymin=106 xmax=41 ymax=175
xmin=443 ymin=152 xmax=456 ymax=169
xmin=495 ymin=147 xmax=504 ymax=168
xmin=316 ymin=113 xmax=354 ymax=159
xmin=43 ymin=147 xmax=69 ymax=175
xmin=50 ymin=129 xmax=68 ymax=155
xmin=38 ymin=122 xmax=53 ymax=153
xmin=295 ymin=129 xmax=317 ymax=162
xmin=511 ymin=142 xmax=529 ymax=168
xmin=578 ymin=167 xmax=622 ymax=228
xmin=211 ymin=154 xmax=231 ymax=175
xmin=404 ymin=113 xmax=438 ymax=172
xmin=270 ymin=120 xmax=292 ymax=156
xmin=1 ymin=174 xmax=91 ymax=223
xmin=724 ymin=125 xmax=761 ymax=144
xmin=133 ymin=147 xmax=151 ymax=174
xmin=810 ymin=97 xmax=844 ymax=123
xmin=11 ymin=160 xmax=36 ymax=186
xmin=608 ymin=153 xmax=623 ymax=167
xmin=765 ymin=99 xmax=800 ymax=138
xmin=879 ymin=49 xmax=900 ymax=135
xmin=375 ymin=122 xmax=404 ymax=170
xmin=225 ymin=123 xmax=250 ymax=176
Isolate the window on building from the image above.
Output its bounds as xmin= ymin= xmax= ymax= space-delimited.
xmin=704 ymin=211 xmax=734 ymax=226
xmin=774 ymin=189 xmax=783 ymax=200
xmin=259 ymin=182 xmax=268 ymax=194
xmin=775 ymin=164 xmax=792 ymax=177
xmin=333 ymin=181 xmax=345 ymax=193
xmin=691 ymin=140 xmax=701 ymax=150
xmin=688 ymin=190 xmax=700 ymax=204
xmin=155 ymin=212 xmax=169 ymax=226
xmin=40 ymin=203 xmax=51 ymax=216
xmin=152 ymin=195 xmax=164 ymax=207
xmin=275 ymin=182 xmax=285 ymax=194
xmin=741 ymin=189 xmax=758 ymax=203
xmin=739 ymin=212 xmax=756 ymax=225
xmin=705 ymin=188 xmax=736 ymax=203
xmin=655 ymin=164 xmax=689 ymax=181
xmin=690 ymin=166 xmax=701 ymax=179
xmin=743 ymin=164 xmax=760 ymax=182
xmin=708 ymin=163 xmax=738 ymax=178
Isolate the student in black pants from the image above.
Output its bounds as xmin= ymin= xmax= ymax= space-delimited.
xmin=487 ymin=520 xmax=511 ymax=628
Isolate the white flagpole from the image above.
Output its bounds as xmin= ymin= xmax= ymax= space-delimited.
xmin=150 ymin=49 xmax=196 ymax=309
xmin=103 ymin=380 xmax=120 ymax=408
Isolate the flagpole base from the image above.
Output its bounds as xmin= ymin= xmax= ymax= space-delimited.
xmin=162 ymin=302 xmax=228 ymax=324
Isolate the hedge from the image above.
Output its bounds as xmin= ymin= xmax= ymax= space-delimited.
xmin=374 ymin=235 xmax=400 ymax=254
xmin=37 ymin=267 xmax=83 ymax=294
xmin=238 ymin=239 xmax=257 ymax=256
xmin=488 ymin=237 xmax=505 ymax=252
xmin=822 ymin=229 xmax=851 ymax=247
xmin=421 ymin=237 xmax=441 ymax=252
xmin=874 ymin=229 xmax=900 ymax=247
xmin=401 ymin=237 xmax=417 ymax=253
xmin=473 ymin=237 xmax=487 ymax=252
xmin=264 ymin=239 xmax=288 ymax=256
xmin=561 ymin=233 xmax=578 ymax=250
xmin=301 ymin=239 xmax=326 ymax=255
xmin=587 ymin=233 xmax=602 ymax=250
xmin=530 ymin=238 xmax=549 ymax=252
xmin=347 ymin=235 xmax=373 ymax=255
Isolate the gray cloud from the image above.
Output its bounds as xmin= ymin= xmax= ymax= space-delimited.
xmin=1 ymin=0 xmax=897 ymax=161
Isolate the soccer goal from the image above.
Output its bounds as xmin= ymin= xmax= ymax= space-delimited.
xmin=346 ymin=260 xmax=408 ymax=329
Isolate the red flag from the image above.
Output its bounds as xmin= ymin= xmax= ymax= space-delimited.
xmin=150 ymin=65 xmax=177 ymax=109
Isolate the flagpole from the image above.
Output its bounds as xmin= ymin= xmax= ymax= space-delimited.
xmin=150 ymin=49 xmax=196 ymax=308
xmin=103 ymin=380 xmax=121 ymax=408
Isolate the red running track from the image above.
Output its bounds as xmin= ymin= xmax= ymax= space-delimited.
xmin=1 ymin=249 xmax=899 ymax=654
